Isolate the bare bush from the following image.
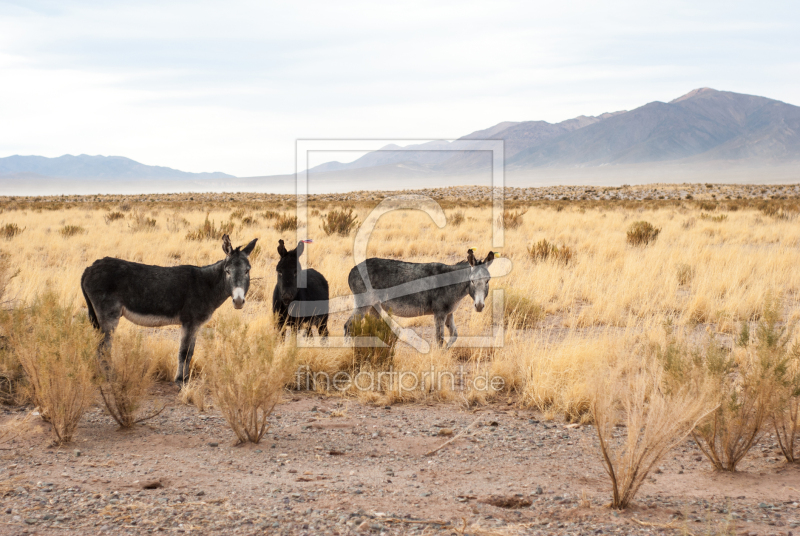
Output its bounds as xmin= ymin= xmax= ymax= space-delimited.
xmin=321 ymin=208 xmax=358 ymax=236
xmin=204 ymin=315 xmax=294 ymax=444
xmin=11 ymin=292 xmax=99 ymax=444
xmin=591 ymin=355 xmax=713 ymax=509
xmin=98 ymin=329 xmax=163 ymax=428
xmin=450 ymin=211 xmax=465 ymax=226
xmin=626 ymin=221 xmax=660 ymax=247
xmin=527 ymin=239 xmax=574 ymax=265
xmin=186 ymin=213 xmax=235 ymax=241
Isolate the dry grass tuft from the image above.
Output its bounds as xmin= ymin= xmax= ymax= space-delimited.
xmin=321 ymin=208 xmax=358 ymax=236
xmin=128 ymin=210 xmax=157 ymax=232
xmin=498 ymin=209 xmax=526 ymax=230
xmin=186 ymin=213 xmax=235 ymax=241
xmin=626 ymin=221 xmax=660 ymax=247
xmin=0 ymin=223 xmax=24 ymax=240
xmin=11 ymin=292 xmax=99 ymax=444
xmin=503 ymin=289 xmax=544 ymax=329
xmin=526 ymin=239 xmax=574 ymax=265
xmin=274 ymin=213 xmax=297 ymax=232
xmin=204 ymin=314 xmax=295 ymax=444
xmin=103 ymin=211 xmax=125 ymax=224
xmin=178 ymin=378 xmax=207 ymax=412
xmin=349 ymin=313 xmax=398 ymax=369
xmin=591 ymin=352 xmax=713 ymax=509
xmin=98 ymin=329 xmax=163 ymax=428
xmin=450 ymin=210 xmax=465 ymax=226
xmin=59 ymin=225 xmax=86 ymax=237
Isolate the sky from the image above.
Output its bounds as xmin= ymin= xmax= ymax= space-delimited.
xmin=0 ymin=0 xmax=799 ymax=177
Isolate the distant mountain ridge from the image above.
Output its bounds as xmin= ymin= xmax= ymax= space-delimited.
xmin=310 ymin=88 xmax=800 ymax=174
xmin=0 ymin=154 xmax=234 ymax=180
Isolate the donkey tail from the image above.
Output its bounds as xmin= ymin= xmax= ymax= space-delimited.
xmin=80 ymin=270 xmax=100 ymax=330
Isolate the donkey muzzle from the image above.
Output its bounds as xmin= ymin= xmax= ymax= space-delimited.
xmin=232 ymin=287 xmax=246 ymax=309
xmin=474 ymin=302 xmax=485 ymax=312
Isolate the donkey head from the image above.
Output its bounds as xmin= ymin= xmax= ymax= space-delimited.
xmin=466 ymin=249 xmax=495 ymax=312
xmin=276 ymin=239 xmax=307 ymax=306
xmin=221 ymin=234 xmax=258 ymax=309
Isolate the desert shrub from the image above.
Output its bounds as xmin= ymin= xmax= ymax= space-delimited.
xmin=626 ymin=221 xmax=660 ymax=247
xmin=59 ymin=225 xmax=86 ymax=237
xmin=527 ymin=239 xmax=574 ymax=265
xmin=261 ymin=210 xmax=280 ymax=220
xmin=274 ymin=214 xmax=297 ymax=232
xmin=450 ymin=211 xmax=465 ymax=227
xmin=675 ymin=263 xmax=694 ymax=286
xmin=128 ymin=210 xmax=157 ymax=232
xmin=0 ymin=223 xmax=24 ymax=239
xmin=186 ymin=213 xmax=235 ymax=241
xmin=699 ymin=201 xmax=717 ymax=211
xmin=229 ymin=209 xmax=246 ymax=220
xmin=166 ymin=213 xmax=190 ymax=232
xmin=661 ymin=295 xmax=788 ymax=471
xmin=497 ymin=209 xmax=526 ymax=230
xmin=103 ymin=211 xmax=125 ymax=224
xmin=759 ymin=202 xmax=779 ymax=218
xmin=204 ymin=315 xmax=295 ymax=444
xmin=591 ymin=355 xmax=712 ymax=509
xmin=321 ymin=208 xmax=358 ymax=237
xmin=348 ymin=313 xmax=398 ymax=369
xmin=97 ymin=330 xmax=163 ymax=428
xmin=504 ymin=288 xmax=544 ymax=329
xmin=240 ymin=215 xmax=259 ymax=227
xmin=11 ymin=292 xmax=99 ymax=444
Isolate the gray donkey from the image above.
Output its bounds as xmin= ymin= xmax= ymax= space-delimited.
xmin=81 ymin=234 xmax=257 ymax=385
xmin=344 ymin=249 xmax=494 ymax=347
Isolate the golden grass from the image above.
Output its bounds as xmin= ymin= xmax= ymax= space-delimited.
xmin=98 ymin=328 xmax=163 ymax=428
xmin=0 ymin=198 xmax=799 ymax=419
xmin=591 ymin=351 xmax=714 ymax=508
xmin=202 ymin=313 xmax=295 ymax=443
xmin=10 ymin=292 xmax=99 ymax=444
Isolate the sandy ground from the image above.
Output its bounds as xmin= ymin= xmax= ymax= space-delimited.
xmin=2 ymin=385 xmax=800 ymax=536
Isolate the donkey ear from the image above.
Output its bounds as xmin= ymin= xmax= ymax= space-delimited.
xmin=222 ymin=234 xmax=233 ymax=256
xmin=242 ymin=238 xmax=258 ymax=256
xmin=296 ymin=240 xmax=305 ymax=258
xmin=277 ymin=239 xmax=287 ymax=258
xmin=467 ymin=249 xmax=476 ymax=267
xmin=484 ymin=251 xmax=495 ymax=266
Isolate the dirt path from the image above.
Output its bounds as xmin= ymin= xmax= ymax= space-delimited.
xmin=1 ymin=386 xmax=799 ymax=535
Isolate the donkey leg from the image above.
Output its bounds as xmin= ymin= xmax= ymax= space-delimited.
xmin=445 ymin=313 xmax=458 ymax=348
xmin=176 ymin=325 xmax=198 ymax=385
xmin=434 ymin=314 xmax=446 ymax=347
xmin=318 ymin=316 xmax=330 ymax=341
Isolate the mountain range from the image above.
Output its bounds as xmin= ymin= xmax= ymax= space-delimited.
xmin=311 ymin=88 xmax=800 ymax=174
xmin=0 ymin=154 xmax=234 ymax=181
